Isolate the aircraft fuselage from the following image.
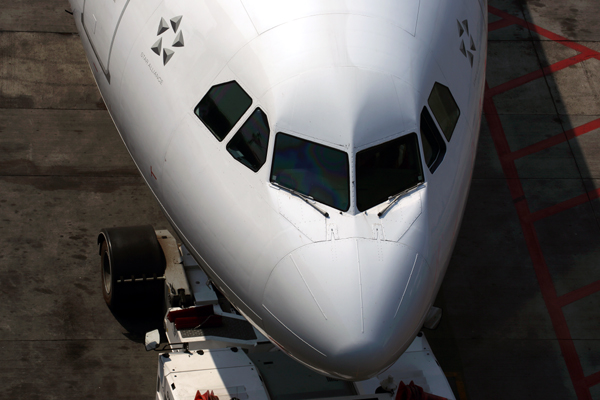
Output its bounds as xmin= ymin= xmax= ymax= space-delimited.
xmin=69 ymin=0 xmax=487 ymax=380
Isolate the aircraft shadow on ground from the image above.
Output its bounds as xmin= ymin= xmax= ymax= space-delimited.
xmin=431 ymin=2 xmax=600 ymax=399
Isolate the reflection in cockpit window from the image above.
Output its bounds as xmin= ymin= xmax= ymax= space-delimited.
xmin=271 ymin=133 xmax=349 ymax=211
xmin=356 ymin=133 xmax=424 ymax=212
xmin=194 ymin=81 xmax=252 ymax=141
xmin=226 ymin=108 xmax=270 ymax=172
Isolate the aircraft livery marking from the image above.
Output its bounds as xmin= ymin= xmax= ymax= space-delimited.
xmin=457 ymin=19 xmax=477 ymax=67
xmin=140 ymin=52 xmax=164 ymax=85
xmin=151 ymin=15 xmax=184 ymax=66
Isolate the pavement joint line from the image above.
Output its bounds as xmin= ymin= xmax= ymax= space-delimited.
xmin=483 ymin=83 xmax=526 ymax=202
xmin=484 ymin=118 xmax=593 ymax=397
xmin=557 ymin=280 xmax=600 ymax=308
xmin=514 ymin=171 xmax=589 ymax=399
xmin=519 ymin=1 xmax=600 ymax=239
xmin=484 ymin=43 xmax=592 ymax=396
xmin=486 ymin=5 xmax=600 ymax=229
xmin=523 ymin=4 xmax=596 ymax=224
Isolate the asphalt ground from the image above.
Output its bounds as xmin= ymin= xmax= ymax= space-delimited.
xmin=1 ymin=1 xmax=599 ymax=399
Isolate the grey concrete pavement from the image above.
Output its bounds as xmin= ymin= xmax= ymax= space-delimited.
xmin=0 ymin=0 xmax=77 ymax=33
xmin=1 ymin=1 xmax=168 ymax=398
xmin=0 ymin=32 xmax=102 ymax=109
xmin=428 ymin=1 xmax=600 ymax=399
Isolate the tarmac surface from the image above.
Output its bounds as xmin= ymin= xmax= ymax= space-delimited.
xmin=1 ymin=0 xmax=599 ymax=399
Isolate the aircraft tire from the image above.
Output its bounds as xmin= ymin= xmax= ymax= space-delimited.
xmin=98 ymin=225 xmax=166 ymax=312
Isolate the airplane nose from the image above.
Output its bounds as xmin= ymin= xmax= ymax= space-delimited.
xmin=261 ymin=238 xmax=434 ymax=380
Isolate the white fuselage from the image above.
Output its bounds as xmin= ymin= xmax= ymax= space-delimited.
xmin=69 ymin=0 xmax=487 ymax=380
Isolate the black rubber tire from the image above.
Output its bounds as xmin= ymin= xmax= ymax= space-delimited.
xmin=100 ymin=240 xmax=119 ymax=308
xmin=98 ymin=225 xmax=166 ymax=311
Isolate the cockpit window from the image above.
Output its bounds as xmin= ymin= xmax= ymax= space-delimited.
xmin=428 ymin=82 xmax=460 ymax=141
xmin=194 ymin=81 xmax=252 ymax=141
xmin=271 ymin=133 xmax=349 ymax=211
xmin=420 ymin=107 xmax=447 ymax=173
xmin=226 ymin=108 xmax=270 ymax=172
xmin=356 ymin=133 xmax=424 ymax=212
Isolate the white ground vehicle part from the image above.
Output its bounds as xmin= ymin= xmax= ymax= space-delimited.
xmin=148 ymin=231 xmax=456 ymax=400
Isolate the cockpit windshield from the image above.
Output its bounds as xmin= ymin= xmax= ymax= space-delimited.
xmin=271 ymin=133 xmax=350 ymax=211
xmin=356 ymin=133 xmax=424 ymax=212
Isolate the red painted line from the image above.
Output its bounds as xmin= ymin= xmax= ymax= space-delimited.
xmin=527 ymin=188 xmax=600 ymax=223
xmin=527 ymin=193 xmax=588 ymax=222
xmin=506 ymin=134 xmax=564 ymax=162
xmin=509 ymin=118 xmax=600 ymax=161
xmin=558 ymin=280 xmax=600 ymax=308
xmin=563 ymin=118 xmax=600 ymax=141
xmin=516 ymin=204 xmax=589 ymax=399
xmin=485 ymin=80 xmax=592 ymax=399
xmin=486 ymin=52 xmax=595 ymax=98
xmin=484 ymin=8 xmax=600 ymax=398
xmin=508 ymin=119 xmax=600 ymax=161
xmin=488 ymin=18 xmax=514 ymax=32
xmin=584 ymin=371 xmax=600 ymax=388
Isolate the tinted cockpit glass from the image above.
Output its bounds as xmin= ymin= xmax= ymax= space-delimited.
xmin=271 ymin=133 xmax=349 ymax=211
xmin=356 ymin=133 xmax=424 ymax=212
xmin=194 ymin=81 xmax=252 ymax=141
xmin=428 ymin=82 xmax=460 ymax=141
xmin=227 ymin=108 xmax=270 ymax=172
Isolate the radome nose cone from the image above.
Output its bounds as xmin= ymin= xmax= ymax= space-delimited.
xmin=262 ymin=238 xmax=434 ymax=380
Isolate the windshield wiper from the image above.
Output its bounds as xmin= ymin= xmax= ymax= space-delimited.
xmin=271 ymin=181 xmax=330 ymax=218
xmin=378 ymin=182 xmax=424 ymax=218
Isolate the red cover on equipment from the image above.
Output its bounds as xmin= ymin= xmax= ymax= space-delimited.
xmin=168 ymin=305 xmax=223 ymax=330
xmin=194 ymin=390 xmax=219 ymax=400
xmin=168 ymin=305 xmax=214 ymax=322
xmin=395 ymin=381 xmax=448 ymax=400
xmin=174 ymin=315 xmax=222 ymax=330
